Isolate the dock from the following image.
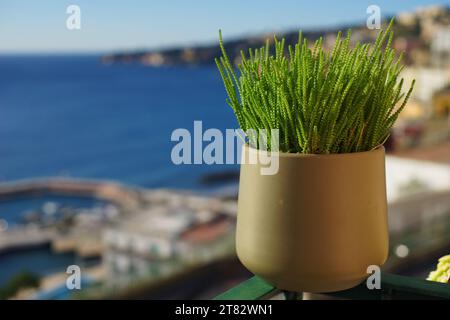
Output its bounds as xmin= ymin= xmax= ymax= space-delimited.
xmin=0 ymin=178 xmax=143 ymax=255
xmin=0 ymin=226 xmax=56 ymax=253
xmin=0 ymin=178 xmax=142 ymax=208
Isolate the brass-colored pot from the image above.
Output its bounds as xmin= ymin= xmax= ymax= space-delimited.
xmin=236 ymin=144 xmax=389 ymax=293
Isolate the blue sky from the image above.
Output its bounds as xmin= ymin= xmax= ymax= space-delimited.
xmin=0 ymin=0 xmax=447 ymax=53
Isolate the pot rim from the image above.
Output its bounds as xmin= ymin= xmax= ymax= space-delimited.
xmin=244 ymin=144 xmax=385 ymax=159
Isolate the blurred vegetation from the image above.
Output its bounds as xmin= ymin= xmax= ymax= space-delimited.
xmin=427 ymin=255 xmax=450 ymax=283
xmin=0 ymin=270 xmax=40 ymax=300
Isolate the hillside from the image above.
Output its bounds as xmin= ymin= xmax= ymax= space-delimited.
xmin=101 ymin=6 xmax=449 ymax=67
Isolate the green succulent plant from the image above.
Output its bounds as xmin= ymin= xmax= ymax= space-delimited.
xmin=427 ymin=255 xmax=450 ymax=283
xmin=215 ymin=20 xmax=415 ymax=154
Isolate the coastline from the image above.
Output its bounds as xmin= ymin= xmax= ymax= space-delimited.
xmin=0 ymin=177 xmax=239 ymax=298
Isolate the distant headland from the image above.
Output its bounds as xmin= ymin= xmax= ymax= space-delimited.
xmin=100 ymin=6 xmax=449 ymax=67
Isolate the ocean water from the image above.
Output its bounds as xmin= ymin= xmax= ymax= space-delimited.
xmin=0 ymin=55 xmax=240 ymax=190
xmin=0 ymin=56 xmax=241 ymax=288
xmin=0 ymin=246 xmax=76 ymax=287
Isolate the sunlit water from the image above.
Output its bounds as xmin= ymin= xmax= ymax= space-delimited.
xmin=0 ymin=55 xmax=239 ymax=189
xmin=0 ymin=55 xmax=241 ymax=288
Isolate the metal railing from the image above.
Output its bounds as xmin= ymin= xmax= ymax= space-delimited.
xmin=214 ymin=273 xmax=450 ymax=300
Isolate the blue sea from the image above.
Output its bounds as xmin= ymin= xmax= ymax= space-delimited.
xmin=0 ymin=55 xmax=240 ymax=189
xmin=0 ymin=55 xmax=240 ymax=287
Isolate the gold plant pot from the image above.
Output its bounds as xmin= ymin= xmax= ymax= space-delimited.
xmin=236 ymin=144 xmax=389 ymax=293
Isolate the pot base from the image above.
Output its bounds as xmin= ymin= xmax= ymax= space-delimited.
xmin=237 ymin=247 xmax=378 ymax=293
xmin=260 ymin=274 xmax=367 ymax=294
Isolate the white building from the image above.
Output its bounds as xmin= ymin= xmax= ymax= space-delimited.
xmin=431 ymin=27 xmax=450 ymax=67
xmin=385 ymin=155 xmax=450 ymax=202
xmin=401 ymin=67 xmax=450 ymax=106
xmin=385 ymin=145 xmax=450 ymax=237
xmin=103 ymin=210 xmax=194 ymax=260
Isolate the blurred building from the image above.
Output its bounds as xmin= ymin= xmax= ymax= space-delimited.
xmin=385 ymin=153 xmax=450 ymax=202
xmin=384 ymin=144 xmax=450 ymax=273
xmin=402 ymin=67 xmax=450 ymax=108
xmin=103 ymin=209 xmax=193 ymax=284
xmin=431 ymin=27 xmax=450 ymax=68
xmin=102 ymin=198 xmax=236 ymax=288
xmin=432 ymin=85 xmax=450 ymax=118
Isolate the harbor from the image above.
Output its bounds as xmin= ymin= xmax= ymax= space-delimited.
xmin=0 ymin=177 xmax=239 ymax=298
xmin=0 ymin=164 xmax=448 ymax=298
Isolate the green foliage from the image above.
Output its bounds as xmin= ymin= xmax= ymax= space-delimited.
xmin=216 ymin=20 xmax=415 ymax=154
xmin=427 ymin=255 xmax=450 ymax=283
xmin=0 ymin=270 xmax=40 ymax=299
